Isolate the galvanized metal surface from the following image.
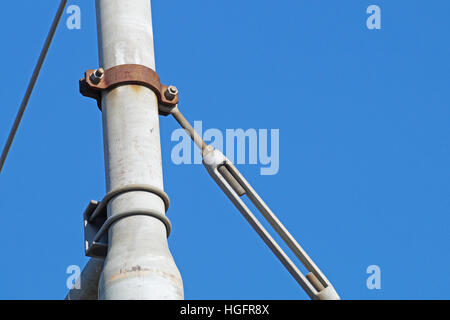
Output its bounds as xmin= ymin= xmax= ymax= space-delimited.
xmin=96 ymin=0 xmax=183 ymax=300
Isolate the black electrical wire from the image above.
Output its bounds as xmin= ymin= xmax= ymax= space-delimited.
xmin=0 ymin=0 xmax=67 ymax=174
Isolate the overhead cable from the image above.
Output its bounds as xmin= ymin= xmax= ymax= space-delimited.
xmin=0 ymin=0 xmax=68 ymax=173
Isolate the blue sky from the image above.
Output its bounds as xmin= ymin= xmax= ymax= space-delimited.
xmin=0 ymin=0 xmax=449 ymax=300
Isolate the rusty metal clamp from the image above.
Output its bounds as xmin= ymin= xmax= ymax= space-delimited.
xmin=79 ymin=64 xmax=178 ymax=116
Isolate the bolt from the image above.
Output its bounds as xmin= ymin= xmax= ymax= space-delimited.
xmin=164 ymin=86 xmax=178 ymax=101
xmin=90 ymin=68 xmax=104 ymax=84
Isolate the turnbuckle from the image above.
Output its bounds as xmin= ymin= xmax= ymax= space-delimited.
xmin=202 ymin=148 xmax=340 ymax=300
xmin=168 ymin=104 xmax=340 ymax=300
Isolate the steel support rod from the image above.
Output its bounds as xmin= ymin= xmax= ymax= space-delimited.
xmin=170 ymin=106 xmax=339 ymax=300
xmin=96 ymin=0 xmax=183 ymax=299
xmin=171 ymin=107 xmax=207 ymax=154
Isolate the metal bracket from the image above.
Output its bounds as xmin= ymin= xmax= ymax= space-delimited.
xmin=79 ymin=64 xmax=178 ymax=116
xmin=83 ymin=200 xmax=108 ymax=259
xmin=83 ymin=184 xmax=172 ymax=259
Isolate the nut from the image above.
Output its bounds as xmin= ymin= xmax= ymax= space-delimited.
xmin=90 ymin=68 xmax=104 ymax=84
xmin=164 ymin=86 xmax=178 ymax=101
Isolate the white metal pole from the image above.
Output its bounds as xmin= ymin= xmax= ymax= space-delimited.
xmin=96 ymin=0 xmax=183 ymax=300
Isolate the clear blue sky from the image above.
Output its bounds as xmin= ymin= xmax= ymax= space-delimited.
xmin=0 ymin=0 xmax=449 ymax=300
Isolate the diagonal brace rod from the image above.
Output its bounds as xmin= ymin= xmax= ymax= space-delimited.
xmin=168 ymin=105 xmax=340 ymax=300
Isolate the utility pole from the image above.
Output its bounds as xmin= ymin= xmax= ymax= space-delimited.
xmin=95 ymin=0 xmax=183 ymax=299
xmin=72 ymin=0 xmax=337 ymax=300
xmin=4 ymin=0 xmax=338 ymax=301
